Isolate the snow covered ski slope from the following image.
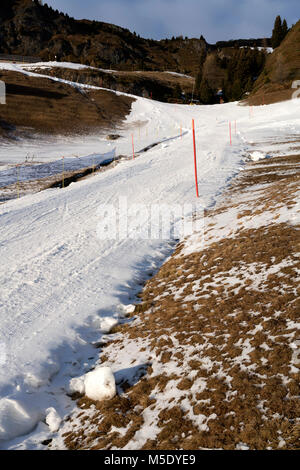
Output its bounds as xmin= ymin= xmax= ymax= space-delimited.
xmin=0 ymin=86 xmax=299 ymax=448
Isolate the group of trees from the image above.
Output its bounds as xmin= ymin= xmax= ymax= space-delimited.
xmin=193 ymin=15 xmax=289 ymax=104
xmin=222 ymin=47 xmax=266 ymax=101
xmin=271 ymin=16 xmax=289 ymax=48
xmin=194 ymin=47 xmax=266 ymax=104
xmin=194 ymin=49 xmax=215 ymax=104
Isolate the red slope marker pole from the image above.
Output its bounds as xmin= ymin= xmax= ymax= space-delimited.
xmin=234 ymin=120 xmax=237 ymax=135
xmin=192 ymin=119 xmax=199 ymax=198
xmin=132 ymin=134 xmax=135 ymax=160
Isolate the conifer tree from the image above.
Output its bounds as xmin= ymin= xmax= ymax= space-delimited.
xmin=281 ymin=19 xmax=288 ymax=42
xmin=272 ymin=15 xmax=283 ymax=48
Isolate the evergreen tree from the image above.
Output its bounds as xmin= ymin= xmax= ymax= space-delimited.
xmin=272 ymin=16 xmax=283 ymax=48
xmin=281 ymin=19 xmax=288 ymax=42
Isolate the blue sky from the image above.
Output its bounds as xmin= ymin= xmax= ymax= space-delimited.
xmin=45 ymin=0 xmax=300 ymax=42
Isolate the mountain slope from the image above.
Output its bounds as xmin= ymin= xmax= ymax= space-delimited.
xmin=0 ymin=0 xmax=270 ymax=79
xmin=248 ymin=20 xmax=300 ymax=104
xmin=0 ymin=0 xmax=208 ymax=74
xmin=0 ymin=67 xmax=134 ymax=138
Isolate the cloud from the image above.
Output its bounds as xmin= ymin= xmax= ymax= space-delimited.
xmin=46 ymin=0 xmax=300 ymax=42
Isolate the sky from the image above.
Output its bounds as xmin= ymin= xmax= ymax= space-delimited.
xmin=45 ymin=0 xmax=300 ymax=43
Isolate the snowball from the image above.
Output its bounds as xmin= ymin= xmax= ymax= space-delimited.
xmin=122 ymin=304 xmax=136 ymax=315
xmin=92 ymin=316 xmax=118 ymax=333
xmin=250 ymin=151 xmax=270 ymax=162
xmin=69 ymin=376 xmax=85 ymax=395
xmin=84 ymin=367 xmax=116 ymax=401
xmin=99 ymin=317 xmax=118 ymax=334
xmin=0 ymin=398 xmax=42 ymax=441
xmin=45 ymin=407 xmax=61 ymax=433
xmin=117 ymin=304 xmax=136 ymax=317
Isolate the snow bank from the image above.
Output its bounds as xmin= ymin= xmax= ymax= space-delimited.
xmin=0 ymin=398 xmax=42 ymax=442
xmin=69 ymin=367 xmax=116 ymax=402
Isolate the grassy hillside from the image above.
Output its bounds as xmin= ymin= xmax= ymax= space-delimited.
xmin=0 ymin=70 xmax=134 ymax=138
xmin=248 ymin=20 xmax=300 ymax=104
xmin=28 ymin=66 xmax=195 ymax=103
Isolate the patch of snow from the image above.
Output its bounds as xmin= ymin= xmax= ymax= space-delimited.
xmin=45 ymin=408 xmax=61 ymax=433
xmin=119 ymin=304 xmax=136 ymax=316
xmin=92 ymin=316 xmax=119 ymax=334
xmin=250 ymin=151 xmax=271 ymax=161
xmin=69 ymin=376 xmax=85 ymax=396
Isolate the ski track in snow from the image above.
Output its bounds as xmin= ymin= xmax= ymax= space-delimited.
xmin=0 ymin=63 xmax=299 ymax=448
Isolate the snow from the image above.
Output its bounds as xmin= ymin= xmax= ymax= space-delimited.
xmin=69 ymin=367 xmax=116 ymax=402
xmin=0 ymin=398 xmax=42 ymax=442
xmin=45 ymin=408 xmax=61 ymax=433
xmin=120 ymin=304 xmax=136 ymax=315
xmin=0 ymin=64 xmax=299 ymax=448
xmin=0 ymin=62 xmax=106 ymax=92
xmin=84 ymin=367 xmax=116 ymax=402
xmin=0 ymin=151 xmax=116 ymax=188
xmin=239 ymin=46 xmax=273 ymax=54
xmin=69 ymin=377 xmax=85 ymax=396
xmin=92 ymin=316 xmax=118 ymax=334
xmin=20 ymin=61 xmax=119 ymax=74
xmin=165 ymin=71 xmax=193 ymax=79
xmin=249 ymin=150 xmax=270 ymax=161
xmin=21 ymin=61 xmax=94 ymax=71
